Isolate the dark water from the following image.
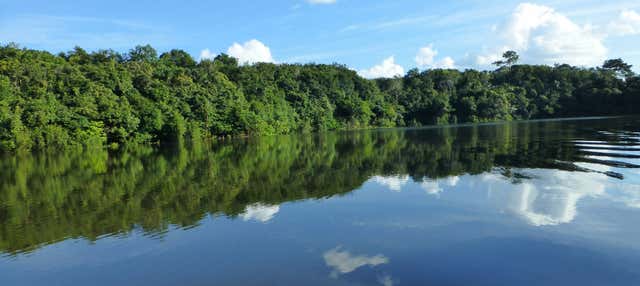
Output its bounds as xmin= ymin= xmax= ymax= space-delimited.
xmin=1 ymin=117 xmax=640 ymax=286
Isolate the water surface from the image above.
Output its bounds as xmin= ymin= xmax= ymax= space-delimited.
xmin=1 ymin=117 xmax=640 ymax=285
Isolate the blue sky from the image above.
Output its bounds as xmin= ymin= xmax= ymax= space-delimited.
xmin=1 ymin=0 xmax=639 ymax=77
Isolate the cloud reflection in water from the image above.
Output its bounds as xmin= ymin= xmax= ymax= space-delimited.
xmin=371 ymin=175 xmax=410 ymax=192
xmin=482 ymin=170 xmax=605 ymax=226
xmin=369 ymin=168 xmax=638 ymax=226
xmin=240 ymin=203 xmax=280 ymax=222
xmin=323 ymin=246 xmax=389 ymax=278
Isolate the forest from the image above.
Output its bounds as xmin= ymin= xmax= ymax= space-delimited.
xmin=0 ymin=43 xmax=638 ymax=151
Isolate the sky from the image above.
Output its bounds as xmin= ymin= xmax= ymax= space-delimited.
xmin=1 ymin=0 xmax=639 ymax=78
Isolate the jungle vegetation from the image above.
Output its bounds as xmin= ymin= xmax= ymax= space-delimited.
xmin=0 ymin=44 xmax=638 ymax=151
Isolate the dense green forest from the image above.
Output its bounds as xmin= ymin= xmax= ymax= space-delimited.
xmin=0 ymin=44 xmax=638 ymax=151
xmin=5 ymin=118 xmax=634 ymax=254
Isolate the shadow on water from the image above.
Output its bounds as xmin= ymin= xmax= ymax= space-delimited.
xmin=0 ymin=116 xmax=639 ymax=255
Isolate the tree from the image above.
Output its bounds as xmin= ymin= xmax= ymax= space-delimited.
xmin=602 ymin=58 xmax=634 ymax=79
xmin=160 ymin=49 xmax=196 ymax=68
xmin=127 ymin=45 xmax=158 ymax=62
xmin=493 ymin=50 xmax=520 ymax=67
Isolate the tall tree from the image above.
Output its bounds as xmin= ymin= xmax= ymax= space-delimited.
xmin=127 ymin=45 xmax=158 ymax=62
xmin=493 ymin=50 xmax=520 ymax=68
xmin=602 ymin=58 xmax=634 ymax=79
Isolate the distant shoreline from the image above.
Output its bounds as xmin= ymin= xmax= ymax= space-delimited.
xmin=338 ymin=115 xmax=637 ymax=134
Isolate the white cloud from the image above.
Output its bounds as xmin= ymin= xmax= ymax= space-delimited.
xmin=240 ymin=203 xmax=280 ymax=222
xmin=358 ymin=56 xmax=405 ymax=79
xmin=227 ymin=39 xmax=275 ymax=65
xmin=415 ymin=44 xmax=456 ymax=69
xmin=436 ymin=56 xmax=456 ymax=69
xmin=323 ymin=247 xmax=389 ymax=277
xmin=371 ymin=175 xmax=410 ymax=192
xmin=307 ymin=0 xmax=337 ymax=4
xmin=199 ymin=49 xmax=215 ymax=61
xmin=199 ymin=39 xmax=275 ymax=64
xmin=415 ymin=45 xmax=438 ymax=67
xmin=475 ymin=53 xmax=501 ymax=66
xmin=608 ymin=10 xmax=640 ymax=36
xmin=477 ymin=3 xmax=607 ymax=67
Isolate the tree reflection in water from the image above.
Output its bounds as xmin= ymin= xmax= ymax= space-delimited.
xmin=1 ymin=117 xmax=638 ymax=255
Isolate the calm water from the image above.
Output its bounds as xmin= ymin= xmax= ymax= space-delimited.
xmin=1 ymin=117 xmax=640 ymax=286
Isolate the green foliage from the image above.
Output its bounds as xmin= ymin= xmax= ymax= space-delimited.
xmin=602 ymin=58 xmax=634 ymax=79
xmin=74 ymin=121 xmax=107 ymax=147
xmin=127 ymin=45 xmax=158 ymax=63
xmin=0 ymin=44 xmax=637 ymax=151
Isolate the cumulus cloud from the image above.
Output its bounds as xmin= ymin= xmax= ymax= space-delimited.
xmin=436 ymin=56 xmax=456 ymax=69
xmin=323 ymin=247 xmax=389 ymax=277
xmin=199 ymin=48 xmax=216 ymax=61
xmin=227 ymin=39 xmax=275 ymax=65
xmin=415 ymin=44 xmax=456 ymax=69
xmin=608 ymin=10 xmax=640 ymax=36
xmin=307 ymin=0 xmax=337 ymax=4
xmin=358 ymin=56 xmax=405 ymax=79
xmin=415 ymin=45 xmax=438 ymax=67
xmin=240 ymin=203 xmax=280 ymax=222
xmin=199 ymin=39 xmax=275 ymax=64
xmin=476 ymin=3 xmax=607 ymax=67
xmin=475 ymin=53 xmax=501 ymax=67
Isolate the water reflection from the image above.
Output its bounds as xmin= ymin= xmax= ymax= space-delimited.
xmin=371 ymin=176 xmax=409 ymax=192
xmin=486 ymin=170 xmax=606 ymax=226
xmin=0 ymin=117 xmax=638 ymax=257
xmin=240 ymin=203 xmax=280 ymax=223
xmin=323 ymin=247 xmax=389 ymax=277
xmin=378 ymin=275 xmax=395 ymax=286
xmin=371 ymin=169 xmax=630 ymax=226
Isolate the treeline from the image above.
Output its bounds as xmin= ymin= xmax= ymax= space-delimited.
xmin=0 ymin=44 xmax=638 ymax=151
